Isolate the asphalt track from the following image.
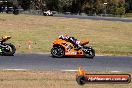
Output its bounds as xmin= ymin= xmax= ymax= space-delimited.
xmin=54 ymin=15 xmax=132 ymax=22
xmin=0 ymin=54 xmax=132 ymax=72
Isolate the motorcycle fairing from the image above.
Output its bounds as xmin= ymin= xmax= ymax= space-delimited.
xmin=53 ymin=38 xmax=85 ymax=56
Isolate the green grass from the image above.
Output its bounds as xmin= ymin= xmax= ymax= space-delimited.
xmin=0 ymin=70 xmax=131 ymax=88
xmin=125 ymin=13 xmax=132 ymax=18
xmin=0 ymin=14 xmax=132 ymax=55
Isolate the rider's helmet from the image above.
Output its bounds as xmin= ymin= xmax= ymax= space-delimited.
xmin=59 ymin=35 xmax=64 ymax=39
xmin=2 ymin=36 xmax=11 ymax=40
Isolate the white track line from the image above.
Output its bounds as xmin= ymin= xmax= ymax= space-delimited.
xmin=2 ymin=69 xmax=27 ymax=71
xmin=110 ymin=70 xmax=122 ymax=73
xmin=61 ymin=69 xmax=123 ymax=73
xmin=61 ymin=70 xmax=78 ymax=72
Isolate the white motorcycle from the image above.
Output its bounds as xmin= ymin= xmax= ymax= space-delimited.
xmin=43 ymin=10 xmax=53 ymax=16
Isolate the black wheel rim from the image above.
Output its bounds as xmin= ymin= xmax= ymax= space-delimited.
xmin=83 ymin=47 xmax=95 ymax=58
xmin=89 ymin=50 xmax=94 ymax=56
xmin=52 ymin=47 xmax=64 ymax=57
xmin=3 ymin=45 xmax=12 ymax=53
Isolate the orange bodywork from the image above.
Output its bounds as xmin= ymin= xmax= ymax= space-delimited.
xmin=77 ymin=66 xmax=86 ymax=76
xmin=53 ymin=38 xmax=89 ymax=57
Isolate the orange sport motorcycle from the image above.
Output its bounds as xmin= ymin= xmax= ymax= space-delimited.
xmin=0 ymin=36 xmax=16 ymax=56
xmin=51 ymin=37 xmax=95 ymax=58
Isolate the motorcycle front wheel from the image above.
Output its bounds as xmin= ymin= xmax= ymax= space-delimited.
xmin=83 ymin=46 xmax=95 ymax=59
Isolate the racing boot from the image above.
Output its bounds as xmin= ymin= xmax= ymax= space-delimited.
xmin=74 ymin=45 xmax=82 ymax=51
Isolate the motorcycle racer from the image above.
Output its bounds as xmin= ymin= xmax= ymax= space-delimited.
xmin=51 ymin=35 xmax=95 ymax=58
xmin=59 ymin=35 xmax=82 ymax=49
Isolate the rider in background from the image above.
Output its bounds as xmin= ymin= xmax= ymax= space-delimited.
xmin=59 ymin=35 xmax=82 ymax=49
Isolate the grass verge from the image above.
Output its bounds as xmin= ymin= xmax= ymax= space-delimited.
xmin=0 ymin=70 xmax=131 ymax=88
xmin=0 ymin=14 xmax=132 ymax=55
xmin=125 ymin=13 xmax=132 ymax=18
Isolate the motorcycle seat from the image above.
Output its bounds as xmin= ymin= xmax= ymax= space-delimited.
xmin=81 ymin=40 xmax=89 ymax=46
